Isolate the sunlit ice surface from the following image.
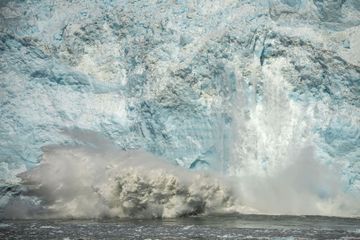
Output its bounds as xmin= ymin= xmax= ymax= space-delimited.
xmin=0 ymin=1 xmax=360 ymax=239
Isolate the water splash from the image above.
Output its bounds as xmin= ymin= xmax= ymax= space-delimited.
xmin=2 ymin=128 xmax=358 ymax=219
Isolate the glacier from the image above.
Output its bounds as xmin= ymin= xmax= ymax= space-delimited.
xmin=0 ymin=0 xmax=359 ymax=217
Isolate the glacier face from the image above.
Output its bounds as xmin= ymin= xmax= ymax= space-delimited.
xmin=0 ymin=0 xmax=359 ymax=216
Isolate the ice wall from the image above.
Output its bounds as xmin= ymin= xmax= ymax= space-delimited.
xmin=0 ymin=0 xmax=359 ymax=215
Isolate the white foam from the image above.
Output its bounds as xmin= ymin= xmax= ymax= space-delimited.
xmin=15 ymin=136 xmax=253 ymax=218
xmin=7 ymin=130 xmax=359 ymax=218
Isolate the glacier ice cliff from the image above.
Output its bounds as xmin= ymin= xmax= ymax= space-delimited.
xmin=0 ymin=0 xmax=359 ymax=217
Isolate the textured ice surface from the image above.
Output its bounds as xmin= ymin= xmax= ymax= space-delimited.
xmin=0 ymin=0 xmax=359 ymax=216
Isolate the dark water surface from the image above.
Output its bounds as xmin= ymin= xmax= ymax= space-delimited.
xmin=1 ymin=215 xmax=359 ymax=239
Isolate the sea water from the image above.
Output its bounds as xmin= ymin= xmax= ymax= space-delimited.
xmin=1 ymin=215 xmax=360 ymax=239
